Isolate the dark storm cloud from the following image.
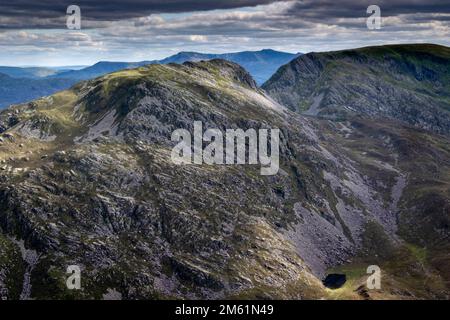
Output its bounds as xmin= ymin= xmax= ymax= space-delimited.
xmin=287 ymin=0 xmax=450 ymax=21
xmin=0 ymin=0 xmax=281 ymax=28
xmin=1 ymin=0 xmax=449 ymax=29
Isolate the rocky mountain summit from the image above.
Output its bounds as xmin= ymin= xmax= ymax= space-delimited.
xmin=0 ymin=49 xmax=298 ymax=109
xmin=0 ymin=56 xmax=449 ymax=299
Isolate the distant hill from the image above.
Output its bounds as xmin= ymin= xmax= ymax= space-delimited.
xmin=0 ymin=49 xmax=300 ymax=109
xmin=49 ymin=49 xmax=299 ymax=85
xmin=160 ymin=49 xmax=300 ymax=84
xmin=0 ymin=73 xmax=75 ymax=108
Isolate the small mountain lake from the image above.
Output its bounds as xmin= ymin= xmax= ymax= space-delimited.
xmin=323 ymin=274 xmax=347 ymax=289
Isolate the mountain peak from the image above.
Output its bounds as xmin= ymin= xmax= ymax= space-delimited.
xmin=183 ymin=59 xmax=258 ymax=89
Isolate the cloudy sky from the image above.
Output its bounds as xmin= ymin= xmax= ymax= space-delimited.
xmin=0 ymin=0 xmax=449 ymax=66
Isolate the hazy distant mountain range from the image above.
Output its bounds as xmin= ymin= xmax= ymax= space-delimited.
xmin=0 ymin=73 xmax=76 ymax=109
xmin=158 ymin=49 xmax=300 ymax=84
xmin=0 ymin=67 xmax=60 ymax=78
xmin=0 ymin=49 xmax=300 ymax=109
xmin=0 ymin=66 xmax=87 ymax=78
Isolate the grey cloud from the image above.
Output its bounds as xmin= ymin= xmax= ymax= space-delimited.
xmin=0 ymin=0 xmax=282 ymax=29
xmin=288 ymin=0 xmax=450 ymax=19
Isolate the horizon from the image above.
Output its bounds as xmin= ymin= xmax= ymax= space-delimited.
xmin=2 ymin=42 xmax=448 ymax=68
xmin=0 ymin=1 xmax=449 ymax=66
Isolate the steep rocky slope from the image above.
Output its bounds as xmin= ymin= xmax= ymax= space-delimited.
xmin=263 ymin=44 xmax=450 ymax=135
xmin=0 ymin=59 xmax=449 ymax=299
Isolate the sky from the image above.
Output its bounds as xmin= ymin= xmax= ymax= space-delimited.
xmin=0 ymin=0 xmax=449 ymax=66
